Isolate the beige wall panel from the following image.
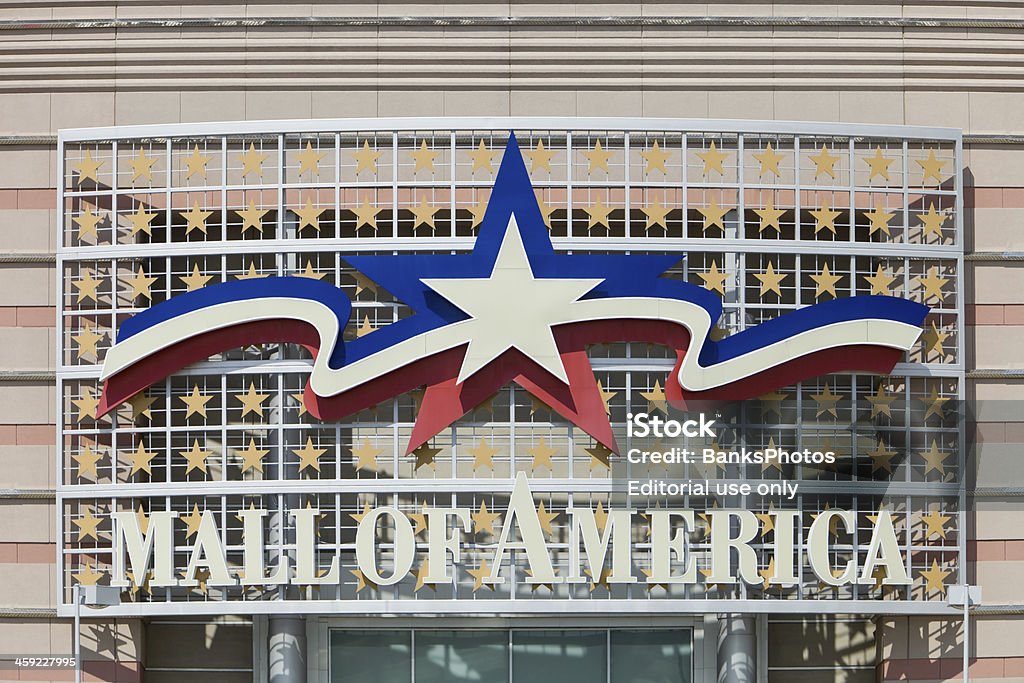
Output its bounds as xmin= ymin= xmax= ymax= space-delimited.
xmin=974 ymin=616 xmax=1024 ymax=659
xmin=510 ymin=89 xmax=577 ymax=116
xmin=378 ymin=89 xmax=445 ymax=117
xmin=972 ymin=381 xmax=1024 ymax=403
xmin=0 ymin=445 xmax=55 ymax=489
xmin=50 ymin=92 xmax=115 ymax=133
xmin=312 ymin=90 xmax=380 ymax=119
xmin=443 ymin=89 xmax=511 ymax=116
xmin=976 ymin=561 xmax=1024 ymax=603
xmin=0 ymin=93 xmax=51 ymax=136
xmin=181 ymin=89 xmax=247 ymax=124
xmin=79 ymin=619 xmax=145 ymax=661
xmin=970 ymin=208 xmax=1024 ymax=252
xmin=967 ymin=147 xmax=1024 ymax=187
xmin=0 ymin=265 xmax=52 ymax=307
xmin=244 ymin=89 xmax=313 ymax=121
xmin=972 ymin=326 xmax=1024 ymax=369
xmin=839 ymin=90 xmax=906 ymax=126
xmin=973 ymin=265 xmax=1024 ymax=305
xmin=904 ymin=91 xmax=970 ymax=131
xmin=0 ymin=564 xmax=54 ymax=607
xmin=576 ymin=89 xmax=643 ymax=117
xmin=0 ymin=149 xmax=51 ymax=191
xmin=639 ymin=89 xmax=709 ymax=118
xmin=974 ymin=506 xmax=1024 ymax=541
xmin=973 ymin=444 xmax=1024 ymax=488
xmin=0 ymin=327 xmax=54 ymax=371
xmin=773 ymin=90 xmax=841 ymax=123
xmin=970 ymin=92 xmax=1024 ymax=135
xmin=0 ymin=620 xmax=57 ymax=656
xmin=0 ymin=209 xmax=56 ymax=253
xmin=114 ymin=91 xmax=181 ymax=127
xmin=0 ymin=385 xmax=54 ymax=424
xmin=0 ymin=500 xmax=52 ymax=543
xmin=709 ymin=89 xmax=774 ymax=121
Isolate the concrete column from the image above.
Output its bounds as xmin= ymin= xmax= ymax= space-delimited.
xmin=717 ymin=614 xmax=757 ymax=683
xmin=269 ymin=616 xmax=307 ymax=683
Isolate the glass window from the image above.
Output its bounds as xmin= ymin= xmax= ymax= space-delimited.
xmin=610 ymin=630 xmax=692 ymax=683
xmin=330 ymin=630 xmax=411 ymax=683
xmin=415 ymin=630 xmax=509 ymax=683
xmin=512 ymin=630 xmax=606 ymax=683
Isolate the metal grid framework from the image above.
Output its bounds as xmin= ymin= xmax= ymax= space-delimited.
xmin=56 ymin=118 xmax=964 ymax=617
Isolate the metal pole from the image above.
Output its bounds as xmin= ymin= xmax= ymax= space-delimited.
xmin=73 ymin=584 xmax=81 ymax=683
xmin=963 ymin=586 xmax=970 ymax=683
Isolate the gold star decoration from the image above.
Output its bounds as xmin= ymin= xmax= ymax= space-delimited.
xmin=584 ymin=139 xmax=613 ymax=173
xmin=72 ymin=386 xmax=100 ymax=421
xmin=355 ymin=315 xmax=374 ymax=338
xmin=919 ymin=321 xmax=949 ymax=361
xmin=412 ymin=444 xmax=441 ymax=471
xmin=351 ymin=568 xmax=379 ymax=593
xmin=291 ymin=391 xmax=308 ymax=417
xmin=864 ymin=147 xmax=895 ymax=181
xmin=73 ymin=269 xmax=102 ymax=303
xmin=124 ymin=265 xmax=157 ymax=301
xmin=641 ymin=200 xmax=672 ymax=230
xmin=753 ymin=142 xmax=784 ymax=177
xmin=295 ymin=141 xmax=325 ymax=177
xmin=921 ymin=386 xmax=951 ymax=421
xmin=296 ymin=261 xmax=324 ymax=280
xmin=810 ymin=201 xmax=842 ymax=235
xmin=236 ymin=382 xmax=269 ymax=419
xmin=73 ymin=508 xmax=102 ymax=541
xmin=184 ymin=145 xmax=212 ymax=180
xmin=918 ymin=266 xmax=949 ymax=303
xmin=920 ymin=439 xmax=951 ymax=477
xmin=810 ymin=262 xmax=843 ymax=299
xmin=916 ymin=149 xmax=946 ymax=184
xmin=536 ymin=501 xmax=558 ymax=534
xmin=761 ymin=436 xmax=784 ymax=473
xmin=238 ymin=438 xmax=269 ymax=474
xmin=593 ymin=501 xmax=609 ymax=532
xmin=410 ymin=140 xmax=437 ymax=173
xmin=919 ymin=203 xmax=948 ymax=238
xmin=237 ymin=200 xmax=269 ymax=234
xmin=472 ymin=500 xmax=501 ymax=536
xmin=638 ymin=567 xmax=670 ymax=593
xmin=178 ymin=385 xmax=212 ymax=419
xmin=351 ymin=438 xmax=383 ymax=472
xmin=293 ymin=437 xmax=327 ymax=473
xmin=468 ymin=438 xmax=498 ymax=471
xmin=413 ymin=559 xmax=435 ymax=592
xmin=864 ymin=204 xmax=895 ymax=237
xmin=127 ymin=440 xmax=156 ymax=476
xmin=180 ymin=201 xmax=213 ymax=236
xmin=408 ymin=501 xmax=428 ymax=536
xmin=467 ymin=140 xmax=497 ymax=173
xmin=639 ymin=380 xmax=669 ymax=415
xmin=135 ymin=505 xmax=150 ymax=535
xmin=468 ymin=198 xmax=488 ymax=228
xmin=72 ymin=208 xmax=103 ymax=241
xmin=125 ymin=204 xmax=156 ymax=237
xmin=755 ymin=504 xmax=776 ymax=537
xmin=754 ymin=262 xmax=787 ymax=298
xmin=236 ymin=262 xmax=264 ymax=279
xmin=409 ymin=199 xmax=438 ymax=230
xmin=239 ymin=143 xmax=267 ymax=178
xmin=535 ymin=198 xmax=554 ymax=230
xmin=697 ymin=198 xmax=729 ymax=233
xmin=349 ymin=503 xmax=371 ymax=525
xmin=181 ymin=504 xmax=203 ymax=539
xmin=921 ymin=509 xmax=952 ymax=540
xmin=811 ymin=383 xmax=843 ymax=418
xmin=641 ymin=141 xmax=671 ymax=175
xmin=351 ymin=197 xmax=381 ymax=231
xmin=585 ymin=198 xmax=613 ymax=229
xmin=597 ymin=380 xmax=616 ymax=416
xmin=866 ymin=438 xmax=898 ymax=474
xmin=919 ymin=559 xmax=951 ymax=595
xmin=181 ymin=439 xmax=212 ymax=475
xmin=72 ymin=322 xmax=104 ymax=359
xmin=125 ymin=392 xmax=157 ymax=421
xmin=293 ymin=198 xmax=325 ymax=233
xmin=467 ymin=559 xmax=495 ymax=592
xmin=585 ymin=567 xmax=612 ymax=592
xmin=864 ymin=264 xmax=896 ymax=296
xmin=866 ymin=383 xmax=897 ymax=418
xmin=353 ymin=140 xmax=381 ymax=174
xmin=585 ymin=443 xmax=613 ymax=470
xmin=129 ymin=149 xmax=157 ymax=182
xmin=808 ymin=145 xmax=841 ymax=178
xmin=759 ymin=390 xmax=788 ymax=419
xmin=179 ymin=264 xmax=213 ymax=292
xmin=72 ymin=562 xmax=104 ymax=586
xmin=526 ymin=568 xmax=558 ymax=593
xmin=526 ymin=438 xmax=557 ymax=472
xmin=759 ymin=557 xmax=776 ymax=590
xmin=696 ymin=141 xmax=729 ymax=176
xmin=73 ymin=444 xmax=103 ymax=480
xmin=526 ymin=140 xmax=555 ymax=173
xmin=74 ymin=150 xmax=103 ymax=184
xmin=754 ymin=200 xmax=786 ymax=234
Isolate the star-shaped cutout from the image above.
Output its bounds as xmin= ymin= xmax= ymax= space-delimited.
xmin=753 ymin=200 xmax=785 ymax=234
xmin=73 ymin=269 xmax=102 ymax=303
xmin=238 ymin=200 xmax=269 ymax=234
xmin=526 ymin=140 xmax=555 ymax=173
xmin=125 ymin=204 xmax=157 ymax=237
xmin=864 ymin=204 xmax=895 ymax=237
xmin=864 ymin=147 xmax=895 ymax=181
xmin=410 ymin=140 xmax=437 ymax=173
xmin=75 ymin=149 xmax=103 ymax=184
xmin=640 ymin=141 xmax=671 ymax=175
xmin=181 ymin=439 xmax=212 ymax=475
xmin=810 ymin=262 xmax=843 ymax=299
xmin=916 ymin=149 xmax=946 ymax=184
xmin=180 ymin=202 xmax=213 ymax=235
xmin=293 ymin=437 xmax=327 ymax=473
xmin=468 ymin=438 xmax=499 ymax=471
xmin=526 ymin=438 xmax=557 ymax=472
xmin=754 ymin=262 xmax=787 ymax=298
xmin=583 ymin=139 xmax=613 ymax=173
xmin=352 ymin=140 xmax=381 ymax=174
xmin=72 ymin=322 xmax=104 ymax=359
xmin=467 ymin=140 xmax=497 ymax=173
xmin=753 ymin=142 xmax=784 ymax=177
xmin=73 ymin=444 xmax=103 ymax=480
xmin=293 ymin=198 xmax=325 ymax=233
xmin=351 ymin=438 xmax=383 ymax=471
xmin=866 ymin=438 xmax=898 ymax=473
xmin=124 ymin=266 xmax=158 ymax=301
xmin=295 ymin=141 xmax=325 ymax=176
xmin=127 ymin=440 xmax=156 ymax=476
xmin=808 ymin=145 xmax=841 ymax=178
xmin=811 ymin=383 xmax=842 ymax=418
xmin=810 ymin=201 xmax=842 ymax=235
xmin=697 ymin=199 xmax=728 ymax=233
xmin=239 ymin=143 xmax=267 ymax=178
xmin=919 ymin=559 xmax=950 ymax=595
xmin=236 ymin=382 xmax=269 ymax=419
xmin=183 ymin=145 xmax=212 ymax=180
xmin=696 ymin=141 xmax=729 ymax=176
xmin=237 ymin=438 xmax=269 ymax=474
xmin=73 ymin=509 xmax=102 ymax=541
xmin=472 ymin=500 xmax=501 ymax=536
xmin=350 ymin=197 xmax=381 ymax=231
xmin=129 ymin=149 xmax=158 ymax=182
xmin=864 ymin=264 xmax=896 ymax=296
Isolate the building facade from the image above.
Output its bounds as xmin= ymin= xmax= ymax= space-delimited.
xmin=0 ymin=4 xmax=1022 ymax=683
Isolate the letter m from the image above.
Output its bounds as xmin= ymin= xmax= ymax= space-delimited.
xmin=109 ymin=511 xmax=178 ymax=588
xmin=568 ymin=508 xmax=636 ymax=584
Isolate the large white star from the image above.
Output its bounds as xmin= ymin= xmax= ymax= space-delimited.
xmin=422 ymin=214 xmax=603 ymax=385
